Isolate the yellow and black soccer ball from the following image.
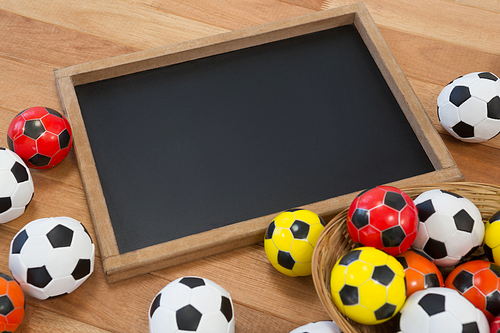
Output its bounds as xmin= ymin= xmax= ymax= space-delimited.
xmin=330 ymin=246 xmax=406 ymax=325
xmin=264 ymin=209 xmax=325 ymax=277
xmin=484 ymin=210 xmax=500 ymax=265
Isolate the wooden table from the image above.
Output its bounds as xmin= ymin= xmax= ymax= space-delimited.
xmin=1 ymin=1 xmax=499 ymax=332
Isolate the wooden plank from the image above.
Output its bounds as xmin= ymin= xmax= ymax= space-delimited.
xmin=441 ymin=135 xmax=500 ymax=184
xmin=281 ymin=0 xmax=326 ymax=10
xmin=126 ymin=0 xmax=315 ymax=30
xmin=20 ymin=307 xmax=111 ymax=333
xmin=321 ymin=0 xmax=500 ymax=55
xmin=0 ymin=57 xmax=60 ymax=112
xmin=447 ymin=0 xmax=500 ymax=13
xmin=0 ymin=0 xmax=228 ymax=50
xmin=232 ymin=304 xmax=304 ymax=332
xmin=0 ymin=9 xmax=138 ymax=68
xmin=377 ymin=26 xmax=500 ymax=88
xmin=0 ymin=226 xmax=15 ymax=274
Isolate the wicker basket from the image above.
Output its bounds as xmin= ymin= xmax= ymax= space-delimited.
xmin=311 ymin=182 xmax=500 ymax=333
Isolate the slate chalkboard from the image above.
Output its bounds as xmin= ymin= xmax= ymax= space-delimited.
xmin=74 ymin=25 xmax=433 ymax=254
xmin=55 ymin=4 xmax=462 ymax=282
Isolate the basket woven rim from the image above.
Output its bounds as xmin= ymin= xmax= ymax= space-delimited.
xmin=311 ymin=181 xmax=500 ymax=333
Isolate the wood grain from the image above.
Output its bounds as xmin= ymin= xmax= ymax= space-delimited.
xmin=0 ymin=9 xmax=138 ymax=69
xmin=0 ymin=0 xmax=499 ymax=332
xmin=19 ymin=306 xmax=111 ymax=333
xmin=131 ymin=0 xmax=315 ymax=30
xmin=0 ymin=0 xmax=228 ymax=49
xmin=322 ymin=0 xmax=500 ymax=54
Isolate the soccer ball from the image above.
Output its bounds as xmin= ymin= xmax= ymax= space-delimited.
xmin=395 ymin=250 xmax=443 ymax=297
xmin=7 ymin=106 xmax=73 ymax=169
xmin=289 ymin=320 xmax=343 ymax=333
xmin=264 ymin=209 xmax=325 ymax=277
xmin=9 ymin=217 xmax=95 ymax=300
xmin=330 ymin=246 xmax=406 ymax=325
xmin=346 ymin=186 xmax=418 ymax=256
xmin=395 ymin=287 xmax=489 ymax=333
xmin=411 ymin=189 xmax=484 ymax=267
xmin=491 ymin=315 xmax=500 ymax=333
xmin=0 ymin=147 xmax=34 ymax=223
xmin=0 ymin=273 xmax=24 ymax=333
xmin=445 ymin=260 xmax=500 ymax=322
xmin=483 ymin=210 xmax=500 ymax=265
xmin=149 ymin=276 xmax=235 ymax=333
xmin=437 ymin=72 xmax=500 ymax=143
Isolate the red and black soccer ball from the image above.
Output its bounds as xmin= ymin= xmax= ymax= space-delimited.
xmin=347 ymin=185 xmax=419 ymax=256
xmin=7 ymin=107 xmax=73 ymax=169
xmin=491 ymin=315 xmax=500 ymax=333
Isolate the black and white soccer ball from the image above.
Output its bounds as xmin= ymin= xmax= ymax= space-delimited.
xmin=411 ymin=189 xmax=484 ymax=267
xmin=149 ymin=276 xmax=235 ymax=333
xmin=289 ymin=320 xmax=343 ymax=333
xmin=0 ymin=147 xmax=34 ymax=223
xmin=437 ymin=72 xmax=500 ymax=142
xmin=9 ymin=216 xmax=95 ymax=299
xmin=395 ymin=287 xmax=489 ymax=333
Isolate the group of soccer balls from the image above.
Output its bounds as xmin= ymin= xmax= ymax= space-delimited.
xmin=262 ymin=184 xmax=500 ymax=332
xmin=0 ymin=107 xmax=97 ymax=333
xmin=332 ymin=185 xmax=500 ymax=333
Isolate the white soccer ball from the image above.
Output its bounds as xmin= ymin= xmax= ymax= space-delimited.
xmin=395 ymin=287 xmax=489 ymax=333
xmin=9 ymin=217 xmax=95 ymax=299
xmin=0 ymin=147 xmax=34 ymax=223
xmin=437 ymin=71 xmax=500 ymax=143
xmin=290 ymin=320 xmax=343 ymax=333
xmin=411 ymin=189 xmax=484 ymax=267
xmin=149 ymin=276 xmax=235 ymax=333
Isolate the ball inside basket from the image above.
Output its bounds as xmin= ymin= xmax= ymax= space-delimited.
xmin=311 ymin=182 xmax=500 ymax=333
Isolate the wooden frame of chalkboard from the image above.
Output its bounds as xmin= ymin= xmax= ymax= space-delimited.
xmin=54 ymin=3 xmax=463 ymax=283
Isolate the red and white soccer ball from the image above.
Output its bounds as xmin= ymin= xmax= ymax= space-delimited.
xmin=437 ymin=72 xmax=500 ymax=143
xmin=346 ymin=186 xmax=418 ymax=256
xmin=7 ymin=107 xmax=73 ymax=169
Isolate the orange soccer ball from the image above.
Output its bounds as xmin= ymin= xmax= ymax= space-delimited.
xmin=396 ymin=250 xmax=443 ymax=297
xmin=445 ymin=260 xmax=500 ymax=322
xmin=0 ymin=273 xmax=25 ymax=332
